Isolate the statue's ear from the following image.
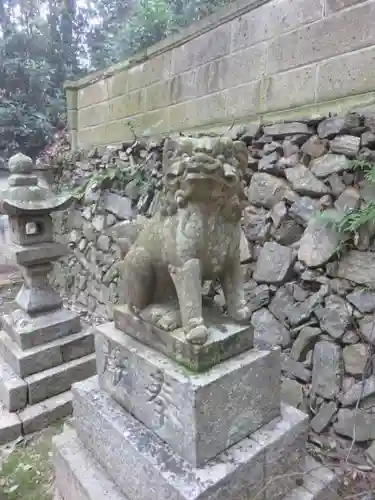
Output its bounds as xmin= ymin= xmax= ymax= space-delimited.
xmin=233 ymin=141 xmax=248 ymax=172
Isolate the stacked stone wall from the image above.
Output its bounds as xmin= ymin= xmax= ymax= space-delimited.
xmin=51 ymin=107 xmax=375 ymax=444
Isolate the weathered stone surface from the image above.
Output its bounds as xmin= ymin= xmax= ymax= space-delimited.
xmin=285 ymin=456 xmax=339 ymax=499
xmin=25 ymin=353 xmax=96 ymax=405
xmin=334 ymin=187 xmax=361 ymax=213
xmin=2 ymin=308 xmax=81 ymax=350
xmin=347 ymin=289 xmax=375 ymax=313
xmin=19 ymin=391 xmax=73 ymax=435
xmin=281 ymin=378 xmax=304 ymax=409
xmin=310 ymin=154 xmax=351 ymax=178
xmin=282 ymin=354 xmax=312 ymax=383
xmin=253 ymin=242 xmax=295 ymax=285
xmin=301 ymin=136 xmax=328 ymax=158
xmin=254 ymin=404 xmax=308 ymax=500
xmin=285 ymin=165 xmax=330 ymax=197
xmin=0 ymin=329 xmax=94 ymax=378
xmin=102 ymin=192 xmax=133 ymax=220
xmin=291 ymin=327 xmax=321 ymax=361
xmin=247 ymin=172 xmax=298 ymax=209
xmin=330 ymin=135 xmax=360 ymax=157
xmin=0 ymin=404 xmax=21 ymax=445
xmin=242 ymin=208 xmax=271 ymax=243
xmin=310 ymin=401 xmax=338 ymax=434
xmin=336 ymin=251 xmax=375 ymax=287
xmin=343 ymin=343 xmax=371 ymax=376
xmin=314 ymin=295 xmax=351 ymax=340
xmin=339 ymin=376 xmax=375 ymax=407
xmin=0 ymin=358 xmax=27 ymax=411
xmin=114 ymin=305 xmax=254 ymax=372
xmin=53 ymin=428 xmax=125 ymax=500
xmin=317 ymin=117 xmax=350 ymax=139
xmin=359 ymin=316 xmax=375 ymax=345
xmin=269 ymin=287 xmax=295 ymax=323
xmin=334 ymin=409 xmax=375 ymax=442
xmin=71 ymin=377 xmax=307 ymax=500
xmin=366 ymin=441 xmax=375 ymax=466
xmin=246 ymin=284 xmax=270 ymax=312
xmin=298 ymin=214 xmax=341 ymax=268
xmin=312 ymin=341 xmax=343 ymax=400
xmin=263 ymin=123 xmax=311 ymax=138
xmin=252 ymin=308 xmax=291 ymax=347
xmin=96 ymin=324 xmax=280 ymax=467
xmin=289 ymin=197 xmax=320 ymax=226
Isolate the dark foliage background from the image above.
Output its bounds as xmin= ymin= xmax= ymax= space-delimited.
xmin=0 ymin=0 xmax=227 ymax=160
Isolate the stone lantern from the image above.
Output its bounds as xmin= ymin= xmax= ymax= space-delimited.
xmin=0 ymin=153 xmax=72 ymax=314
xmin=0 ymin=153 xmax=96 ymax=443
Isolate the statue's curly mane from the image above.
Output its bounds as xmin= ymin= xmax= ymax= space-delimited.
xmin=159 ymin=136 xmax=248 ymax=221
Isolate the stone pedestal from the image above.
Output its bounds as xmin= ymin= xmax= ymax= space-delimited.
xmin=53 ymin=309 xmax=339 ymax=500
xmin=0 ymin=153 xmax=96 ymax=443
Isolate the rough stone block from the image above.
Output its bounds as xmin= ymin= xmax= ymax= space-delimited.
xmin=223 ymin=80 xmax=261 ymax=119
xmin=107 ymin=70 xmax=129 ymax=99
xmin=77 ymin=80 xmax=108 ymax=109
xmin=78 ymin=102 xmax=110 ymax=129
xmin=96 ymin=324 xmax=280 ymax=467
xmin=113 ymin=305 xmax=254 ymax=371
xmin=230 ymin=0 xmax=323 ymax=52
xmin=26 ymin=353 xmax=96 ymax=405
xmin=168 ymin=69 xmax=197 ymax=104
xmin=72 ymin=377 xmax=268 ymax=500
xmin=171 ymin=24 xmax=230 ymax=76
xmin=0 ymin=405 xmax=21 ymax=445
xmin=267 ymin=2 xmax=375 ymax=74
xmin=0 ymin=330 xmax=94 ymax=378
xmin=0 ymin=357 xmax=27 ymax=411
xmin=108 ymin=90 xmax=145 ymax=120
xmin=220 ymin=43 xmax=266 ymax=90
xmin=3 ymin=308 xmax=81 ymax=350
xmin=53 ymin=428 xmax=126 ymax=500
xmin=263 ymin=64 xmax=317 ymax=112
xmin=19 ymin=391 xmax=73 ymax=435
xmin=317 ymin=46 xmax=375 ymax=102
xmin=127 ymin=52 xmax=171 ymax=92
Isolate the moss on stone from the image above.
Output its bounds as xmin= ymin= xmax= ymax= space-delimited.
xmin=0 ymin=421 xmax=64 ymax=500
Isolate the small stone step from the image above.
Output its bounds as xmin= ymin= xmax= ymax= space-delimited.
xmin=0 ymin=356 xmax=27 ymax=411
xmin=0 ymin=329 xmax=94 ymax=378
xmin=0 ymin=403 xmax=22 ymax=445
xmin=19 ymin=391 xmax=73 ymax=435
xmin=53 ymin=428 xmax=126 ymax=500
xmin=25 ymin=353 xmax=96 ymax=404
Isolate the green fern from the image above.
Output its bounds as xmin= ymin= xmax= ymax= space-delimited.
xmin=318 ymin=158 xmax=375 ymax=243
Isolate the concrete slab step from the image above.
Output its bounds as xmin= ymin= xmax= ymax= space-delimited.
xmin=53 ymin=426 xmax=339 ymax=500
xmin=53 ymin=427 xmax=126 ymax=500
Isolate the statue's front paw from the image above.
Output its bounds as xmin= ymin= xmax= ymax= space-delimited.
xmin=231 ymin=304 xmax=252 ymax=323
xmin=186 ymin=325 xmax=208 ymax=345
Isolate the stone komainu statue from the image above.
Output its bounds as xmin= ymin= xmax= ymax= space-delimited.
xmin=119 ymin=136 xmax=251 ymax=344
